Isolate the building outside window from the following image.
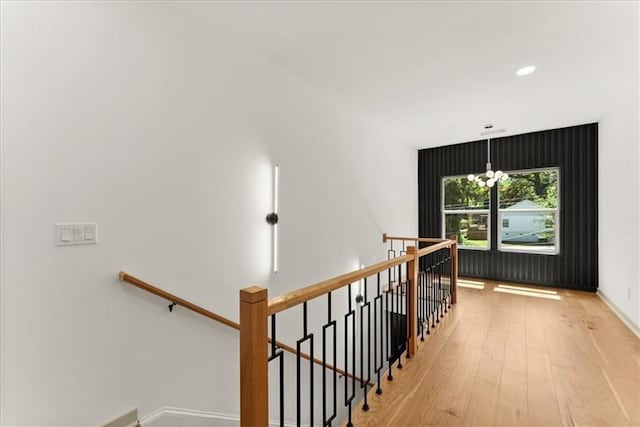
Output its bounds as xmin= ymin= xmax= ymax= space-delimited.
xmin=498 ymin=168 xmax=559 ymax=254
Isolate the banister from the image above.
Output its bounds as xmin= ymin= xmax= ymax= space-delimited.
xmin=118 ymin=271 xmax=371 ymax=386
xmin=383 ymin=233 xmax=450 ymax=244
xmin=268 ymin=254 xmax=412 ymax=315
xmin=267 ymin=239 xmax=454 ymax=315
xmin=242 ymin=234 xmax=459 ymax=425
xmin=416 ymin=239 xmax=452 ymax=256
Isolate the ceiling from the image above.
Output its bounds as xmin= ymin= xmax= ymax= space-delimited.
xmin=173 ymin=1 xmax=638 ymax=148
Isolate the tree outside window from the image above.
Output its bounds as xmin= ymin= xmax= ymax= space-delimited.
xmin=442 ymin=176 xmax=490 ymax=249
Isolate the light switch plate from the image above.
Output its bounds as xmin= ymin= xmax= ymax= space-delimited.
xmin=56 ymin=223 xmax=97 ymax=246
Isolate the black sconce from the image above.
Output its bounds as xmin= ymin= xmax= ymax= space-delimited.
xmin=266 ymin=212 xmax=279 ymax=225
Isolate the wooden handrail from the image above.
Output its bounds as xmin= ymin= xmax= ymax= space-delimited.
xmin=268 ymin=239 xmax=454 ymax=315
xmin=383 ymin=233 xmax=450 ymax=244
xmin=119 ymin=271 xmax=240 ymax=330
xmin=268 ymin=254 xmax=410 ymax=315
xmin=118 ymin=271 xmax=371 ymax=386
xmin=416 ymin=239 xmax=453 ymax=256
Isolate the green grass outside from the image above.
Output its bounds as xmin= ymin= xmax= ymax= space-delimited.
xmin=461 ymin=238 xmax=487 ymax=248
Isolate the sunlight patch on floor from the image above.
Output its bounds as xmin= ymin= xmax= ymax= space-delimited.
xmin=496 ymin=284 xmax=558 ymax=295
xmin=458 ymin=279 xmax=485 ymax=290
xmin=493 ymin=284 xmax=561 ymax=300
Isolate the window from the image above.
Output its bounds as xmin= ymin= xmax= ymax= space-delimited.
xmin=442 ymin=176 xmax=490 ymax=250
xmin=442 ymin=168 xmax=560 ymax=255
xmin=498 ymin=168 xmax=559 ymax=254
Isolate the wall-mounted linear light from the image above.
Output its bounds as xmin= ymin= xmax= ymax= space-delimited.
xmin=266 ymin=164 xmax=279 ymax=272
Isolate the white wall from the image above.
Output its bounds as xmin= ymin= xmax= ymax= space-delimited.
xmin=0 ymin=2 xmax=417 ymax=425
xmin=598 ymin=4 xmax=640 ymax=330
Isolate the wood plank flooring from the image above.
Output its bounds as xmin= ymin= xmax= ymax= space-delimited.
xmin=350 ymin=278 xmax=640 ymax=426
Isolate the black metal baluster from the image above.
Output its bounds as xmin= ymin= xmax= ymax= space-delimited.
xmin=374 ymin=272 xmax=383 ymax=394
xmin=439 ymin=252 xmax=444 ymax=319
xmin=344 ymin=284 xmax=356 ymax=427
xmin=418 ymin=271 xmax=422 ymax=341
xmin=444 ymin=254 xmax=449 ymax=314
xmin=296 ymin=302 xmax=314 ymax=427
xmin=351 ymin=287 xmax=356 ymax=416
xmin=435 ymin=255 xmax=440 ymax=321
xmin=405 ymin=261 xmax=411 ymax=360
xmin=425 ymin=268 xmax=429 ymax=331
xmin=395 ymin=263 xmax=403 ymax=369
xmin=322 ymin=293 xmax=337 ymax=426
xmin=433 ymin=265 xmax=437 ymax=324
xmin=360 ymin=277 xmax=371 ymax=411
xmin=435 ymin=256 xmax=440 ymax=323
xmin=424 ymin=269 xmax=429 ymax=335
xmin=323 ymin=297 xmax=328 ymax=425
xmin=268 ymin=314 xmax=284 ymax=427
xmin=432 ymin=262 xmax=438 ymax=327
xmin=424 ymin=270 xmax=431 ymax=335
xmin=427 ymin=256 xmax=432 ymax=327
xmin=433 ymin=255 xmax=438 ymax=321
xmin=420 ymin=271 xmax=425 ymax=342
xmin=388 ymin=240 xmax=396 ymax=260
xmin=443 ymin=253 xmax=447 ymax=313
xmin=447 ymin=255 xmax=452 ymax=309
xmin=296 ymin=317 xmax=301 ymax=426
xmin=426 ymin=268 xmax=431 ymax=335
xmin=386 ymin=267 xmax=393 ymax=381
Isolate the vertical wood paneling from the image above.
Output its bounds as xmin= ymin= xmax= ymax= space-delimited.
xmin=418 ymin=123 xmax=598 ymax=291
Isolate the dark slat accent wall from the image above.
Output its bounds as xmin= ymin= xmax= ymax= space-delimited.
xmin=418 ymin=123 xmax=598 ymax=291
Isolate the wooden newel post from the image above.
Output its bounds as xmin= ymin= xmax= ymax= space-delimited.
xmin=407 ymin=246 xmax=418 ymax=356
xmin=449 ymin=234 xmax=458 ymax=304
xmin=240 ymin=286 xmax=269 ymax=427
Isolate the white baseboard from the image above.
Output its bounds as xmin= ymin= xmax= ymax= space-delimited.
xmin=597 ymin=291 xmax=640 ymax=338
xmin=139 ymin=407 xmax=295 ymax=427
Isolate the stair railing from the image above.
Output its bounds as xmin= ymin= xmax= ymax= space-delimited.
xmin=240 ymin=233 xmax=458 ymax=426
xmin=383 ymin=233 xmax=459 ymax=304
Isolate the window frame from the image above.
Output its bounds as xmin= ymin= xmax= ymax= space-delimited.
xmin=441 ymin=174 xmax=491 ymax=251
xmin=497 ymin=167 xmax=561 ymax=256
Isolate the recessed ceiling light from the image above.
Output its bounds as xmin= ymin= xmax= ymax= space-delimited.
xmin=516 ymin=65 xmax=536 ymax=76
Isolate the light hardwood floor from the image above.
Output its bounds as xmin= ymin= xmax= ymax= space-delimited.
xmin=350 ymin=278 xmax=640 ymax=426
